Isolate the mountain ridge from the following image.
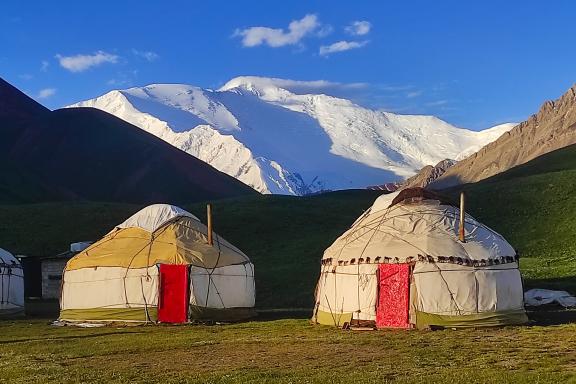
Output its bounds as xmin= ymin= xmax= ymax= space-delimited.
xmin=431 ymin=84 xmax=576 ymax=189
xmin=0 ymin=77 xmax=256 ymax=204
xmin=69 ymin=76 xmax=514 ymax=195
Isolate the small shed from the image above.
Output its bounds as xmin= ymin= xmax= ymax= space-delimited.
xmin=41 ymin=242 xmax=92 ymax=299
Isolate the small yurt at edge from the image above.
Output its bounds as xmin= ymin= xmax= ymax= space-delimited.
xmin=60 ymin=204 xmax=255 ymax=323
xmin=312 ymin=188 xmax=528 ymax=329
xmin=0 ymin=248 xmax=24 ymax=318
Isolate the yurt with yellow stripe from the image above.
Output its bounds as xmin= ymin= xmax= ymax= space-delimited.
xmin=60 ymin=204 xmax=255 ymax=323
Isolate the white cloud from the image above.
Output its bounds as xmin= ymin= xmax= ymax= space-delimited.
xmin=55 ymin=51 xmax=119 ymax=72
xmin=106 ymin=69 xmax=139 ymax=87
xmin=40 ymin=60 xmax=49 ymax=72
xmin=37 ymin=88 xmax=56 ymax=99
xmin=234 ymin=14 xmax=321 ymax=48
xmin=378 ymin=85 xmax=415 ymax=92
xmin=426 ymin=100 xmax=450 ymax=107
xmin=319 ymin=40 xmax=368 ymax=56
xmin=406 ymin=90 xmax=423 ymax=98
xmin=132 ymin=49 xmax=159 ymax=61
xmin=316 ymin=24 xmax=333 ymax=38
xmin=345 ymin=21 xmax=371 ymax=36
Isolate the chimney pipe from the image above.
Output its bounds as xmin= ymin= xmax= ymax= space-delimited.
xmin=207 ymin=204 xmax=213 ymax=246
xmin=459 ymin=191 xmax=466 ymax=242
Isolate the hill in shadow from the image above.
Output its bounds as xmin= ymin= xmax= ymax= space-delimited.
xmin=0 ymin=77 xmax=256 ymax=204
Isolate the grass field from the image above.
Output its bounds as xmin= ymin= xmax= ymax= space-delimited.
xmin=0 ymin=318 xmax=575 ymax=384
xmin=1 ymin=146 xmax=576 ymax=383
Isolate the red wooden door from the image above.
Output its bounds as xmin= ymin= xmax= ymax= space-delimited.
xmin=376 ymin=264 xmax=410 ymax=328
xmin=158 ymin=264 xmax=189 ymax=323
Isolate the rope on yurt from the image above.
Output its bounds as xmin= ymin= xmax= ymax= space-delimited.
xmin=337 ymin=207 xmax=388 ymax=320
xmin=313 ymin=264 xmax=329 ymax=321
xmin=324 ymin=294 xmax=339 ymax=327
xmin=242 ymin=263 xmax=249 ymax=295
xmin=390 ymin=205 xmax=501 ymax=244
xmin=241 ymin=262 xmax=256 ymax=304
xmin=178 ymin=219 xmax=246 ymax=256
xmin=431 ymin=261 xmax=463 ymax=316
xmin=312 ymin=270 xmax=321 ymax=321
xmin=6 ymin=269 xmax=10 ymax=307
xmin=140 ymin=276 xmax=151 ymax=323
xmin=210 ymin=235 xmax=226 ymax=308
xmin=337 ymin=204 xmax=480 ymax=262
xmin=475 ymin=272 xmax=480 ymax=314
xmin=121 ymin=238 xmax=156 ymax=309
xmin=0 ymin=265 xmax=23 ymax=308
xmin=0 ymin=254 xmax=5 ymax=305
xmin=0 ymin=267 xmax=4 ymax=305
xmin=203 ymin=232 xmax=226 ymax=309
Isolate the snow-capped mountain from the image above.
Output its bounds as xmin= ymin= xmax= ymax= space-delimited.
xmin=68 ymin=76 xmax=514 ymax=195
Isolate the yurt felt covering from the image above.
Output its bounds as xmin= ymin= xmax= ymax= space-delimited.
xmin=313 ymin=192 xmax=528 ymax=329
xmin=60 ymin=204 xmax=255 ymax=323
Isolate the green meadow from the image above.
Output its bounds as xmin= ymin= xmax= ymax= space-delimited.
xmin=1 ymin=145 xmax=576 ymax=383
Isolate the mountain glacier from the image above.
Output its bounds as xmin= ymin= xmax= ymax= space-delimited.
xmin=68 ymin=76 xmax=515 ymax=194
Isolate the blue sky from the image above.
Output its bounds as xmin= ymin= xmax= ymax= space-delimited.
xmin=1 ymin=0 xmax=575 ymax=129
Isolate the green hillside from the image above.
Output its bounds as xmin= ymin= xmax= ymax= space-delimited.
xmin=1 ymin=144 xmax=576 ymax=308
xmin=0 ymin=190 xmax=382 ymax=308
xmin=0 ymin=77 xmax=255 ymax=205
xmin=453 ymin=143 xmax=576 ymax=293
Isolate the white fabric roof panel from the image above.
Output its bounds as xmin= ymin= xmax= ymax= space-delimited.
xmin=323 ymin=199 xmax=516 ymax=264
xmin=113 ymin=204 xmax=200 ymax=233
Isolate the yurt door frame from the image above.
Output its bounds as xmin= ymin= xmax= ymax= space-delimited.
xmin=376 ymin=263 xmax=411 ymax=329
xmin=158 ymin=264 xmax=189 ymax=323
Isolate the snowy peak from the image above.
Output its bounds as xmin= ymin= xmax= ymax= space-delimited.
xmin=68 ymin=76 xmax=514 ymax=195
xmin=122 ymin=84 xmax=240 ymax=132
xmin=219 ymin=76 xmax=333 ymax=93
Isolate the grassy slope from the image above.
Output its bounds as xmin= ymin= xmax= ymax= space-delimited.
xmin=454 ymin=144 xmax=576 ymax=293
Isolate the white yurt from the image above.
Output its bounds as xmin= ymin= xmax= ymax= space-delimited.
xmin=60 ymin=204 xmax=255 ymax=323
xmin=0 ymin=248 xmax=25 ymax=318
xmin=313 ymin=188 xmax=528 ymax=329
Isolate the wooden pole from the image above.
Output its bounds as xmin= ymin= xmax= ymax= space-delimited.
xmin=459 ymin=191 xmax=466 ymax=242
xmin=207 ymin=204 xmax=213 ymax=246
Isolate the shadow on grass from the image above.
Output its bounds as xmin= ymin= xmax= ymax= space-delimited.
xmin=0 ymin=330 xmax=148 ymax=344
xmin=254 ymin=309 xmax=312 ymax=321
xmin=527 ymin=308 xmax=576 ymax=326
xmin=24 ymin=299 xmax=59 ymax=318
xmin=20 ymin=298 xmax=576 ymax=328
xmin=524 ymin=276 xmax=576 ymax=294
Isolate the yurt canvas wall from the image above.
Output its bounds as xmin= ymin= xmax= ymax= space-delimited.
xmin=0 ymin=248 xmax=25 ymax=318
xmin=313 ymin=189 xmax=528 ymax=329
xmin=60 ymin=204 xmax=255 ymax=323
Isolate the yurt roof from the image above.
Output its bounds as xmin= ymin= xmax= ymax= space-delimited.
xmin=323 ymin=193 xmax=516 ymax=266
xmin=113 ymin=204 xmax=200 ymax=233
xmin=0 ymin=248 xmax=20 ymax=267
xmin=67 ymin=204 xmax=250 ymax=271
